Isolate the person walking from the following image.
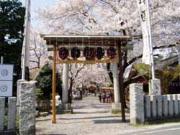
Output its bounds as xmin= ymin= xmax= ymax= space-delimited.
xmin=98 ymin=93 xmax=102 ymax=102
xmin=102 ymin=91 xmax=106 ymax=103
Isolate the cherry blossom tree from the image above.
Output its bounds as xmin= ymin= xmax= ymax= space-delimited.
xmin=37 ymin=0 xmax=180 ymax=93
xmin=66 ymin=63 xmax=111 ymax=102
xmin=74 ymin=64 xmax=111 ymax=89
xmin=29 ymin=29 xmax=48 ymax=70
xmin=68 ymin=64 xmax=85 ymax=103
xmin=38 ymin=0 xmax=180 ymax=59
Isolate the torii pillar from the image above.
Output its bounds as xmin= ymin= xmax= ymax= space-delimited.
xmin=111 ymin=63 xmax=121 ymax=113
xmin=62 ymin=64 xmax=72 ymax=111
xmin=62 ymin=64 xmax=68 ymax=103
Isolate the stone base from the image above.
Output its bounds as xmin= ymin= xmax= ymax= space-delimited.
xmin=111 ymin=103 xmax=121 ymax=114
xmin=57 ymin=103 xmax=73 ymax=114
xmin=149 ymin=78 xmax=161 ymax=95
xmin=56 ymin=104 xmax=64 ymax=114
xmin=19 ymin=125 xmax=36 ymax=135
xmin=0 ymin=130 xmax=16 ymax=135
xmin=18 ymin=80 xmax=36 ymax=135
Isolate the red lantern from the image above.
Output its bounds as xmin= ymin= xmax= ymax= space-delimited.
xmin=96 ymin=47 xmax=105 ymax=60
xmin=71 ymin=47 xmax=81 ymax=59
xmin=59 ymin=47 xmax=69 ymax=60
xmin=83 ymin=47 xmax=96 ymax=60
xmin=107 ymin=47 xmax=116 ymax=59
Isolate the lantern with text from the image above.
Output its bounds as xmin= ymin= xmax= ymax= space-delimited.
xmin=71 ymin=47 xmax=81 ymax=59
xmin=59 ymin=47 xmax=69 ymax=60
xmin=107 ymin=47 xmax=116 ymax=59
xmin=96 ymin=47 xmax=105 ymax=60
xmin=83 ymin=47 xmax=96 ymax=60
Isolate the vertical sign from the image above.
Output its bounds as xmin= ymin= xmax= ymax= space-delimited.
xmin=137 ymin=0 xmax=158 ymax=95
xmin=0 ymin=65 xmax=13 ymax=97
xmin=136 ymin=0 xmax=151 ymax=65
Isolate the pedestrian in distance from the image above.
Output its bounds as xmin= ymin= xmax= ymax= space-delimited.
xmin=98 ymin=93 xmax=102 ymax=103
xmin=102 ymin=91 xmax=106 ymax=103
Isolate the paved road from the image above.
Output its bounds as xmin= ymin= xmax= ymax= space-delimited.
xmin=120 ymin=124 xmax=180 ymax=135
xmin=36 ymin=96 xmax=180 ymax=135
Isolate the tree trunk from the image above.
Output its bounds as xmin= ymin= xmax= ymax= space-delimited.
xmin=37 ymin=57 xmax=41 ymax=68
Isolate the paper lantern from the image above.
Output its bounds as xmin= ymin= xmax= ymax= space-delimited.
xmin=83 ymin=47 xmax=96 ymax=60
xmin=96 ymin=47 xmax=105 ymax=60
xmin=59 ymin=47 xmax=69 ymax=60
xmin=71 ymin=47 xmax=81 ymax=59
xmin=107 ymin=47 xmax=116 ymax=59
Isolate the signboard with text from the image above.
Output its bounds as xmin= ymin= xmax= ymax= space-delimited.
xmin=0 ymin=64 xmax=13 ymax=97
xmin=136 ymin=0 xmax=152 ymax=64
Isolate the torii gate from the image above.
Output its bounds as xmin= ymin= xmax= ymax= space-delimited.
xmin=42 ymin=34 xmax=130 ymax=123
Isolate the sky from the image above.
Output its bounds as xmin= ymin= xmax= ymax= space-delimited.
xmin=20 ymin=0 xmax=59 ymax=29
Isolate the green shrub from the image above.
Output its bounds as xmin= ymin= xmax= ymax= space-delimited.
xmin=36 ymin=64 xmax=62 ymax=100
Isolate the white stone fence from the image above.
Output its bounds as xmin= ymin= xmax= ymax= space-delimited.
xmin=130 ymin=83 xmax=180 ymax=125
xmin=0 ymin=97 xmax=17 ymax=134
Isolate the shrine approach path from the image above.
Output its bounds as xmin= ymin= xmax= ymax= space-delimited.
xmin=36 ymin=95 xmax=133 ymax=135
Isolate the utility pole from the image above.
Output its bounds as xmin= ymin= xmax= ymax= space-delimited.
xmin=21 ymin=0 xmax=31 ymax=80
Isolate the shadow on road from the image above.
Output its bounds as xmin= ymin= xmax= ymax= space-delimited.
xmin=58 ymin=115 xmax=119 ymax=120
xmin=44 ymin=134 xmax=67 ymax=135
xmin=94 ymin=119 xmax=130 ymax=124
xmin=73 ymin=111 xmax=109 ymax=114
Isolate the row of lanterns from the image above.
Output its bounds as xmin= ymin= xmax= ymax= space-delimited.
xmin=58 ymin=47 xmax=117 ymax=60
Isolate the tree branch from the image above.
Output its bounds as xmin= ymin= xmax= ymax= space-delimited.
xmin=30 ymin=60 xmax=39 ymax=63
xmin=74 ymin=64 xmax=85 ymax=78
xmin=99 ymin=0 xmax=119 ymax=13
xmin=124 ymin=74 xmax=147 ymax=88
xmin=126 ymin=44 xmax=176 ymax=67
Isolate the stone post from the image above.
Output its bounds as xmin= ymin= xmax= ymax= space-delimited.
xmin=0 ymin=97 xmax=5 ymax=131
xmin=144 ymin=95 xmax=151 ymax=119
xmin=167 ymin=95 xmax=174 ymax=117
xmin=111 ymin=64 xmax=121 ymax=112
xmin=173 ymin=94 xmax=179 ymax=116
xmin=157 ymin=95 xmax=163 ymax=118
xmin=151 ymin=95 xmax=157 ymax=118
xmin=163 ymin=95 xmax=168 ymax=117
xmin=149 ymin=79 xmax=161 ymax=95
xmin=18 ymin=80 xmax=36 ymax=135
xmin=8 ymin=97 xmax=16 ymax=130
xmin=177 ymin=94 xmax=180 ymax=115
xmin=130 ymin=83 xmax=144 ymax=125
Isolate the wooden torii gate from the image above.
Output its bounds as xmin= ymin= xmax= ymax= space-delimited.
xmin=42 ymin=35 xmax=130 ymax=123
